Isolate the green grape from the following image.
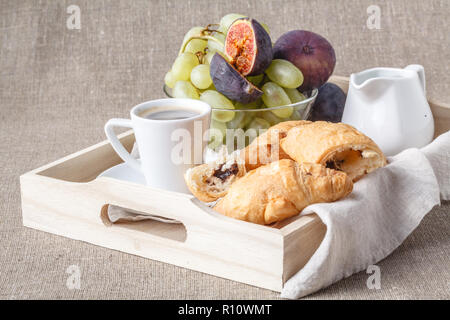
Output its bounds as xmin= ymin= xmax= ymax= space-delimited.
xmin=172 ymin=80 xmax=199 ymax=99
xmin=200 ymin=90 xmax=234 ymax=108
xmin=289 ymin=109 xmax=304 ymax=120
xmin=247 ymin=74 xmax=264 ymax=86
xmin=211 ymin=119 xmax=227 ymax=135
xmin=212 ymin=109 xmax=235 ymax=123
xmin=205 ymin=82 xmax=216 ymax=91
xmin=207 ymin=31 xmax=225 ymax=53
xmin=164 ymin=70 xmax=176 ymax=88
xmin=235 ymin=98 xmax=262 ymax=109
xmin=271 ymin=106 xmax=293 ymax=118
xmin=260 ymin=22 xmax=270 ymax=34
xmin=265 ymin=59 xmax=304 ymax=89
xmin=208 ymin=120 xmax=226 ymax=149
xmin=262 ymin=82 xmax=293 ymax=118
xmin=242 ymin=113 xmax=255 ymax=129
xmin=190 ymin=64 xmax=212 ymax=89
xmin=219 ymin=13 xmax=247 ymax=31
xmin=200 ymin=90 xmax=235 ymax=122
xmin=172 ymin=52 xmax=199 ymax=81
xmin=226 ymin=111 xmax=245 ymax=129
xmin=248 ymin=117 xmax=271 ymax=131
xmin=183 ymin=26 xmax=204 ymax=43
xmin=180 ymin=26 xmax=204 ymax=52
xmin=205 ymin=51 xmax=215 ymax=65
xmin=217 ymin=25 xmax=228 ymax=34
xmin=185 ymin=39 xmax=207 ymax=54
xmin=261 ymin=82 xmax=292 ymax=107
xmin=261 ymin=109 xmax=282 ymax=125
xmin=283 ymin=88 xmax=306 ymax=103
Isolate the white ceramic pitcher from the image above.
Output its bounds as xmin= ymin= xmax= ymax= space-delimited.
xmin=342 ymin=64 xmax=434 ymax=156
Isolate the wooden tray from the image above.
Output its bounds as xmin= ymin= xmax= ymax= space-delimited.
xmin=20 ymin=76 xmax=450 ymax=292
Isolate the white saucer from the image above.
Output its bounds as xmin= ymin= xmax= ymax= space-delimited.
xmin=98 ymin=162 xmax=146 ymax=185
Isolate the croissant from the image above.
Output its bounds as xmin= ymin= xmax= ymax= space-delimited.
xmin=185 ymin=120 xmax=310 ymax=202
xmin=184 ymin=155 xmax=246 ymax=202
xmin=239 ymin=120 xmax=311 ymax=170
xmin=280 ymin=121 xmax=387 ymax=181
xmin=214 ymin=159 xmax=353 ymax=225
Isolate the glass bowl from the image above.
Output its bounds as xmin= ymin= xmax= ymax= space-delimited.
xmin=163 ymin=85 xmax=317 ymax=152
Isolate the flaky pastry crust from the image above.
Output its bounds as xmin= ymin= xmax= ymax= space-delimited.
xmin=281 ymin=121 xmax=387 ymax=181
xmin=214 ymin=159 xmax=353 ymax=225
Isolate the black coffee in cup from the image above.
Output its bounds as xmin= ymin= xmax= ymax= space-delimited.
xmin=144 ymin=110 xmax=199 ymax=120
xmin=139 ymin=106 xmax=200 ymax=121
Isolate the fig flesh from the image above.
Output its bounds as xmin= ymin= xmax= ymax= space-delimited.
xmin=210 ymin=53 xmax=263 ymax=104
xmin=273 ymin=30 xmax=336 ymax=92
xmin=224 ymin=18 xmax=272 ymax=76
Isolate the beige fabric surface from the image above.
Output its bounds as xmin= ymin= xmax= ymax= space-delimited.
xmin=1 ymin=0 xmax=449 ymax=299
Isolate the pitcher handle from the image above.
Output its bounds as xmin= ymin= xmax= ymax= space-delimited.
xmin=405 ymin=64 xmax=426 ymax=96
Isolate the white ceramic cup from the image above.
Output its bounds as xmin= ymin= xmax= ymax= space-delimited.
xmin=105 ymin=98 xmax=211 ymax=193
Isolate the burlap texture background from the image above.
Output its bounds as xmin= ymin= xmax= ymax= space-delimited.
xmin=0 ymin=0 xmax=449 ymax=299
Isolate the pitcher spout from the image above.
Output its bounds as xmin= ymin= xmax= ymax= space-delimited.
xmin=350 ymin=68 xmax=403 ymax=99
xmin=350 ymin=71 xmax=394 ymax=97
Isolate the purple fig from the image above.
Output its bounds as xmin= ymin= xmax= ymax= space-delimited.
xmin=309 ymin=83 xmax=346 ymax=122
xmin=273 ymin=30 xmax=336 ymax=92
xmin=224 ymin=18 xmax=273 ymax=76
xmin=210 ymin=53 xmax=263 ymax=104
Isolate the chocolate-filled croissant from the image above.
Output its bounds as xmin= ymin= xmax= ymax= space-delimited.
xmin=214 ymin=159 xmax=353 ymax=225
xmin=184 ymin=157 xmax=246 ymax=203
xmin=184 ymin=120 xmax=309 ymax=202
xmin=239 ymin=120 xmax=311 ymax=170
xmin=281 ymin=121 xmax=387 ymax=181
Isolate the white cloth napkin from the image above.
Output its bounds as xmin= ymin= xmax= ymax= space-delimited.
xmin=281 ymin=131 xmax=450 ymax=299
xmin=107 ymin=206 xmax=181 ymax=224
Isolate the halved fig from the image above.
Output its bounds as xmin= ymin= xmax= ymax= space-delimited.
xmin=210 ymin=53 xmax=263 ymax=104
xmin=224 ymin=18 xmax=272 ymax=76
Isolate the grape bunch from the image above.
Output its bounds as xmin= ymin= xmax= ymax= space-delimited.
xmin=164 ymin=14 xmax=309 ymax=149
